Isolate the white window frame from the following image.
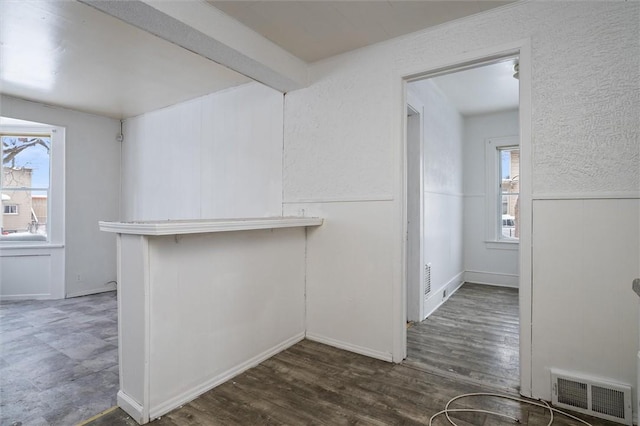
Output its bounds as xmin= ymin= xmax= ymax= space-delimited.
xmin=485 ymin=135 xmax=519 ymax=249
xmin=3 ymin=204 xmax=18 ymax=215
xmin=0 ymin=123 xmax=64 ymax=247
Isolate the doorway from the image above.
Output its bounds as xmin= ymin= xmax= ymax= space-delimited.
xmin=402 ymin=54 xmax=525 ymax=393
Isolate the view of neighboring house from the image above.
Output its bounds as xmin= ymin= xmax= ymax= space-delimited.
xmin=501 ymin=148 xmax=519 ymax=238
xmin=1 ymin=167 xmax=47 ymax=236
xmin=31 ymin=194 xmax=47 ymax=228
xmin=1 ymin=133 xmax=50 ymax=239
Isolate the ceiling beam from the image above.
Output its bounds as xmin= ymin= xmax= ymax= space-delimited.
xmin=76 ymin=0 xmax=308 ymax=93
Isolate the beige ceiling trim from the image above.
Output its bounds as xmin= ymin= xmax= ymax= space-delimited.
xmin=77 ymin=0 xmax=308 ymax=93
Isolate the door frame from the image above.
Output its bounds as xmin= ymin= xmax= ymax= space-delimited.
xmin=405 ymin=93 xmax=425 ymax=323
xmin=394 ymin=39 xmax=533 ymax=397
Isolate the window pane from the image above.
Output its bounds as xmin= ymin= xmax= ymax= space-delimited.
xmin=2 ymin=136 xmax=51 ymax=189
xmin=1 ymin=135 xmax=50 ymax=242
xmin=0 ymin=189 xmax=48 ymax=241
xmin=499 ymin=146 xmax=520 ymax=240
xmin=501 ymin=194 xmax=519 ymax=239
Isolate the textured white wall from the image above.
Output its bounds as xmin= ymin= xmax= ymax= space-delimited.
xmin=283 ymin=47 xmax=399 ymax=359
xmin=463 ymin=110 xmax=519 ymax=285
xmin=122 ymin=82 xmax=283 ymax=221
xmin=1 ymin=95 xmax=121 ymax=298
xmin=391 ymin=2 xmax=639 ymax=197
xmin=283 ymin=0 xmax=639 ymax=401
xmin=409 ymin=79 xmax=464 ymax=315
xmin=284 ymin=54 xmax=395 ymax=202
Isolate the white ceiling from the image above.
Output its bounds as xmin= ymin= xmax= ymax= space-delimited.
xmin=0 ymin=0 xmax=251 ymax=119
xmin=428 ymin=59 xmax=520 ymax=116
xmin=0 ymin=117 xmax=51 ymax=128
xmin=209 ymin=1 xmax=513 ymax=63
xmin=0 ymin=0 xmax=514 ymax=119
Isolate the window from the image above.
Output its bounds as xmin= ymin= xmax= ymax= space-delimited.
xmin=485 ymin=136 xmax=519 ymax=245
xmin=3 ymin=204 xmax=18 ymax=215
xmin=499 ymin=147 xmax=519 ymax=240
xmin=1 ymin=133 xmax=51 ymax=241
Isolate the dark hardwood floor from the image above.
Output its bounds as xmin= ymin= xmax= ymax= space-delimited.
xmin=86 ymin=339 xmax=617 ymax=426
xmin=405 ymin=282 xmax=520 ymax=393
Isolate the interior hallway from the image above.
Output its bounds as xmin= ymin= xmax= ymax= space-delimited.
xmin=405 ymin=282 xmax=520 ymax=393
xmin=0 ymin=292 xmax=118 ymax=425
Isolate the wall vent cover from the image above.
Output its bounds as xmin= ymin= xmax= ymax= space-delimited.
xmin=424 ymin=263 xmax=431 ymax=297
xmin=551 ymin=369 xmax=632 ymax=425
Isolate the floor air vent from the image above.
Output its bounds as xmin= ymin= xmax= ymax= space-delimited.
xmin=424 ymin=263 xmax=431 ymax=297
xmin=551 ymin=369 xmax=632 ymax=425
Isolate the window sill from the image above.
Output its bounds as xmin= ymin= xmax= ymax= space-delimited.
xmin=0 ymin=243 xmax=64 ymax=250
xmin=484 ymin=240 xmax=519 ymax=250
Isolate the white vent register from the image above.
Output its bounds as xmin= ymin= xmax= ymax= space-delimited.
xmin=424 ymin=263 xmax=431 ymax=297
xmin=551 ymin=369 xmax=632 ymax=425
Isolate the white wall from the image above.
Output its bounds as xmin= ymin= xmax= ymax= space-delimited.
xmin=122 ymin=82 xmax=283 ymax=221
xmin=533 ymin=199 xmax=639 ymax=407
xmin=463 ymin=109 xmax=519 ymax=287
xmin=113 ymin=227 xmax=307 ymax=421
xmin=283 ymin=44 xmax=398 ymax=360
xmin=283 ymin=0 xmax=639 ymax=405
xmin=0 ymin=95 xmax=121 ymax=299
xmin=148 ymin=229 xmax=306 ymax=417
xmin=409 ymin=79 xmax=464 ymax=318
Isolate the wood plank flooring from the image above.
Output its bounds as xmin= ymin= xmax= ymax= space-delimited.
xmin=86 ymin=338 xmax=618 ymax=425
xmin=0 ymin=292 xmax=118 ymax=425
xmin=405 ymin=283 xmax=520 ymax=393
xmin=83 ymin=283 xmax=619 ymax=425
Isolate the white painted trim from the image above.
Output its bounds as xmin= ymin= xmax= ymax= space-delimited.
xmin=99 ymin=217 xmax=323 ymax=235
xmin=517 ymin=39 xmax=533 ymax=398
xmin=142 ymin=237 xmax=151 ymax=424
xmin=149 ymin=332 xmax=305 ymax=420
xmin=423 ymin=190 xmax=465 ymax=197
xmin=423 ymin=275 xmax=465 ymax=319
xmin=0 ymin=244 xmax=65 ymax=250
xmin=305 ymin=333 xmax=393 ymax=362
xmin=283 ymin=195 xmax=394 ymax=204
xmin=464 ymin=270 xmax=519 ymax=288
xmin=406 ymin=90 xmax=425 ymax=323
xmin=533 ymin=192 xmax=640 ymax=200
xmin=485 ymin=135 xmax=519 ymax=243
xmin=485 ymin=241 xmax=519 ymax=251
xmin=116 ymin=237 xmax=126 ymax=420
xmin=394 ymin=79 xmax=409 ymax=362
xmin=117 ymin=391 xmax=145 ymax=425
xmin=65 ymin=284 xmax=116 ymax=299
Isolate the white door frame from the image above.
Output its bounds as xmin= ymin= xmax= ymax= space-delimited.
xmin=406 ymin=93 xmax=425 ymax=323
xmin=394 ymin=39 xmax=533 ymax=397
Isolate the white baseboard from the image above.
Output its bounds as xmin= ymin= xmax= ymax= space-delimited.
xmin=464 ymin=270 xmax=519 ymax=288
xmin=423 ymin=272 xmax=465 ymax=319
xmin=117 ymin=390 xmax=147 ymax=424
xmin=66 ymin=282 xmax=117 ymax=298
xmin=283 ymin=195 xmax=394 ymax=204
xmin=305 ymin=332 xmax=393 ymax=362
xmin=149 ymin=332 xmax=305 ymax=420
